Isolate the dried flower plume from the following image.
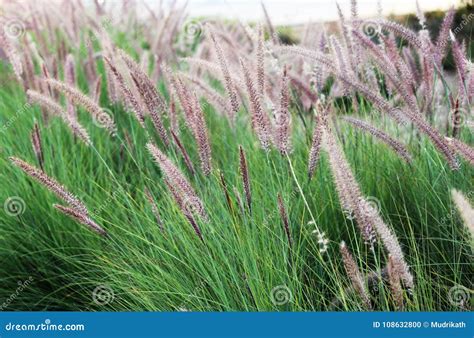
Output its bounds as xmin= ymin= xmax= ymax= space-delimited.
xmin=340 ymin=241 xmax=371 ymax=309
xmin=239 ymin=145 xmax=252 ymax=213
xmin=30 ymin=122 xmax=44 ymax=172
xmin=451 ymin=189 xmax=474 ymax=238
xmin=147 ymin=142 xmax=207 ymax=220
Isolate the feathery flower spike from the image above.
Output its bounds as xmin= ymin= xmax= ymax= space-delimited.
xmin=256 ymin=24 xmax=265 ymax=99
xmin=54 ymin=204 xmax=107 ymax=236
xmin=446 ymin=137 xmax=474 ymax=166
xmin=190 ymin=92 xmax=212 ymax=176
xmin=274 ymin=65 xmax=291 ymax=154
xmin=10 ymin=157 xmax=88 ymax=215
xmin=164 ymin=179 xmax=204 ymax=241
xmin=64 ymin=54 xmax=77 ymax=118
xmin=207 ymin=25 xmax=240 ymax=121
xmin=451 ymin=189 xmax=474 ymax=238
xmin=239 ymin=145 xmax=252 ymax=213
xmin=45 ymin=78 xmax=115 ymax=134
xmin=30 ymin=122 xmax=44 ymax=172
xmin=144 ymin=187 xmax=165 ymax=232
xmin=27 ymin=90 xmax=92 ymax=145
xmin=147 ymin=142 xmax=207 ymax=220
xmin=308 ymin=105 xmax=328 ymax=179
xmin=387 ymin=255 xmax=404 ymax=310
xmin=240 ymin=58 xmax=272 ymax=150
xmin=340 ymin=241 xmax=371 ymax=309
xmin=103 ymin=56 xmax=146 ymax=128
xmin=342 ymin=116 xmax=412 ymax=163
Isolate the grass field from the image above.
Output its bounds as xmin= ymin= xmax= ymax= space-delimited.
xmin=0 ymin=1 xmax=472 ymax=311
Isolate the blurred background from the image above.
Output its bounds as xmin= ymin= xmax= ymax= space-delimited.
xmin=0 ymin=0 xmax=472 ymax=77
xmin=183 ymin=0 xmax=462 ymax=25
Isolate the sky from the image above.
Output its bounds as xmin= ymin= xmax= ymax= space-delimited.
xmin=180 ymin=0 xmax=460 ymax=25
